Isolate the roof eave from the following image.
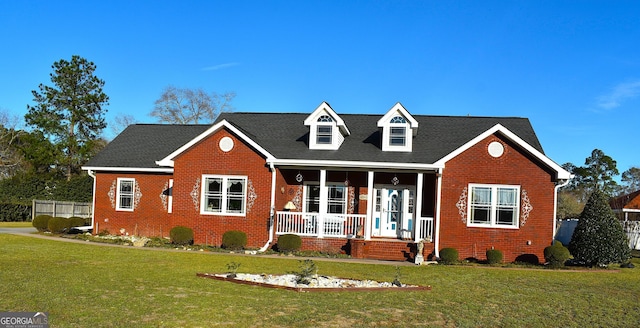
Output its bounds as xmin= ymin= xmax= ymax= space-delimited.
xmin=82 ymin=166 xmax=174 ymax=173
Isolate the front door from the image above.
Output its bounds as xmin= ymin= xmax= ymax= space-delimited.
xmin=373 ymin=187 xmax=413 ymax=237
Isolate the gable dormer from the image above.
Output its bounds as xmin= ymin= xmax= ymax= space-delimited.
xmin=377 ymin=103 xmax=418 ymax=152
xmin=304 ymin=102 xmax=350 ymax=150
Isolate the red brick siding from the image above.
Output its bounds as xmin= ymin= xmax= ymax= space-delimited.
xmin=92 ymin=172 xmax=172 ymax=237
xmin=438 ymin=134 xmax=557 ymax=263
xmin=171 ymin=129 xmax=273 ymax=247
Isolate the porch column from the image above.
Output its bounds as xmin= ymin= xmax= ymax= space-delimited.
xmin=414 ymin=172 xmax=424 ymax=242
xmin=434 ymin=168 xmax=443 ymax=258
xmin=365 ymin=170 xmax=374 ymax=240
xmin=318 ymin=169 xmax=327 ymax=238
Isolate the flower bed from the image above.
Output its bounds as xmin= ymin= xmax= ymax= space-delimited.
xmin=197 ymin=273 xmax=431 ymax=292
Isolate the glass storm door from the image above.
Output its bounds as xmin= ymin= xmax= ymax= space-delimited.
xmin=373 ymin=188 xmax=403 ymax=237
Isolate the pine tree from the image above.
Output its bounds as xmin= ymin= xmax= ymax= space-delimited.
xmin=568 ymin=189 xmax=630 ymax=266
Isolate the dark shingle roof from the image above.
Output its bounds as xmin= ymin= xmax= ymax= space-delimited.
xmin=217 ymin=112 xmax=543 ymax=164
xmin=84 ymin=124 xmax=210 ymax=169
xmin=85 ymin=113 xmax=543 ymax=169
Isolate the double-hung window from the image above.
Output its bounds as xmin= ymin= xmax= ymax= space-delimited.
xmin=327 ymin=185 xmax=346 ymax=214
xmin=389 ymin=127 xmax=406 ymax=146
xmin=316 ymin=125 xmax=332 ymax=144
xmin=468 ymin=184 xmax=519 ymax=228
xmin=303 ymin=183 xmax=346 ymax=214
xmin=201 ymin=175 xmax=247 ymax=216
xmin=116 ymin=178 xmax=135 ymax=211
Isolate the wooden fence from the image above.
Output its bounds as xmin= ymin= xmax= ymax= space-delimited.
xmin=32 ymin=200 xmax=92 ymax=220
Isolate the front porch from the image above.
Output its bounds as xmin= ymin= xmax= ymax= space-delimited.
xmin=275 ymin=211 xmax=434 ymax=242
xmin=272 ymin=167 xmax=440 ymax=260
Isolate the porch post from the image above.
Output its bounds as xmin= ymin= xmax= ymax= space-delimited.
xmin=365 ymin=170 xmax=374 ymax=240
xmin=414 ymin=172 xmax=424 ymax=242
xmin=318 ymin=169 xmax=327 ymax=238
xmin=434 ymin=168 xmax=443 ymax=258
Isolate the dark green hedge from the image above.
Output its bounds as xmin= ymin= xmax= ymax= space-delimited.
xmin=486 ymin=249 xmax=504 ymax=264
xmin=0 ymin=203 xmax=31 ymax=222
xmin=277 ymin=234 xmax=302 ymax=253
xmin=222 ymin=230 xmax=247 ymax=251
xmin=32 ymin=215 xmax=53 ymax=231
xmin=439 ymin=247 xmax=459 ymax=264
xmin=170 ymin=226 xmax=194 ymax=245
xmin=0 ymin=173 xmax=92 ymax=206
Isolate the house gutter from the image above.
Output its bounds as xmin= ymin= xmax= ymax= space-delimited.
xmin=77 ymin=169 xmax=97 ymax=233
xmin=552 ymin=176 xmax=573 ymax=241
xmin=259 ymin=163 xmax=277 ymax=252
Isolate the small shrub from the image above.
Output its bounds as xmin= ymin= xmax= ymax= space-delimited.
xmin=32 ymin=215 xmax=53 ymax=232
xmin=226 ymin=261 xmax=241 ymax=278
xmin=392 ymin=266 xmax=402 ymax=287
xmin=68 ymin=217 xmax=86 ymax=227
xmin=544 ymin=241 xmax=571 ymax=268
xmin=290 ymin=259 xmax=317 ymax=285
xmin=222 ymin=230 xmax=247 ymax=251
xmin=277 ymin=234 xmax=302 ymax=253
xmin=48 ymin=217 xmax=71 ymax=233
xmin=170 ymin=226 xmax=194 ymax=245
xmin=486 ymin=249 xmax=503 ymax=264
xmin=98 ymin=229 xmax=111 ymax=236
xmin=439 ymin=247 xmax=459 ymax=264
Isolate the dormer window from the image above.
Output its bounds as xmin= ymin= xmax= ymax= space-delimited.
xmin=377 ymin=103 xmax=418 ymax=152
xmin=389 ymin=116 xmax=407 ymax=146
xmin=304 ymin=102 xmax=350 ymax=150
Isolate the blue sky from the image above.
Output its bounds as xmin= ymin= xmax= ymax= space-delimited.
xmin=1 ymin=1 xmax=639 ymax=175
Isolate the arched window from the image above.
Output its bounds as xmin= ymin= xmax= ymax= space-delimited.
xmin=317 ymin=115 xmax=334 ymax=122
xmin=390 ymin=116 xmax=406 ymax=124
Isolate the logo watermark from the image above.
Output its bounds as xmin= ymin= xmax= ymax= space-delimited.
xmin=0 ymin=312 xmax=48 ymax=328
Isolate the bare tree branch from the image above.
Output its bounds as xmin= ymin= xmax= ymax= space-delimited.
xmin=150 ymin=86 xmax=235 ymax=124
xmin=0 ymin=109 xmax=26 ymax=179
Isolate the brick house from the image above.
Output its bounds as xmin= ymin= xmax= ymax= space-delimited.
xmin=83 ymin=102 xmax=571 ymax=263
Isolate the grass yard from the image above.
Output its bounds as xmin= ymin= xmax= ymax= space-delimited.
xmin=0 ymin=221 xmax=33 ymax=228
xmin=1 ymin=234 xmax=639 ymax=327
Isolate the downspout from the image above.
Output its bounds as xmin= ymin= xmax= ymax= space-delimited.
xmin=259 ymin=163 xmax=277 ymax=252
xmin=87 ymin=170 xmax=97 ymax=232
xmin=552 ymin=176 xmax=572 ymax=241
xmin=434 ymin=168 xmax=443 ymax=258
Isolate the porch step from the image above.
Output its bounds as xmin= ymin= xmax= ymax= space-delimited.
xmin=349 ymin=239 xmax=433 ymax=262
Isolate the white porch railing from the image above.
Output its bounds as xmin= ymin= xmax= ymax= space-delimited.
xmin=415 ymin=217 xmax=434 ymax=242
xmin=277 ymin=211 xmax=434 ymax=241
xmin=623 ymin=220 xmax=640 ymax=250
xmin=276 ymin=212 xmax=366 ymax=238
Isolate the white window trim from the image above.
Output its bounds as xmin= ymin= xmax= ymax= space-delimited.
xmin=467 ymin=183 xmax=520 ymax=229
xmin=316 ymin=124 xmax=333 ymax=145
xmin=327 ymin=184 xmax=347 ymax=215
xmin=303 ymin=182 xmax=320 ymax=213
xmin=200 ymin=174 xmax=247 ymax=216
xmin=309 ymin=121 xmax=340 ymax=150
xmin=381 ymin=122 xmax=412 ymax=152
xmin=303 ymin=182 xmax=347 ymax=214
xmin=116 ymin=178 xmax=135 ymax=212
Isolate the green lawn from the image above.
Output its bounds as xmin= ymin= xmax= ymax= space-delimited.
xmin=0 ymin=221 xmax=33 ymax=228
xmin=1 ymin=234 xmax=639 ymax=327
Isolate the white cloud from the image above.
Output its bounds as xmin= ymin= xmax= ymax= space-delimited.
xmin=202 ymin=62 xmax=240 ymax=71
xmin=597 ymin=80 xmax=640 ymax=110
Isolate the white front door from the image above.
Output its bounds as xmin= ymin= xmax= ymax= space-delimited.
xmin=373 ymin=187 xmax=414 ymax=237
